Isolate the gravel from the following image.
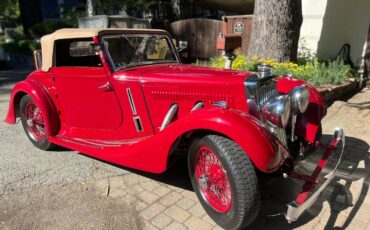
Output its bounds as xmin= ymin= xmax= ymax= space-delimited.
xmin=0 ymin=70 xmax=127 ymax=195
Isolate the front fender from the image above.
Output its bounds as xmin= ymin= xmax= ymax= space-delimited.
xmin=159 ymin=107 xmax=286 ymax=173
xmin=5 ymin=79 xmax=59 ymax=136
xmin=277 ymin=76 xmax=327 ymax=143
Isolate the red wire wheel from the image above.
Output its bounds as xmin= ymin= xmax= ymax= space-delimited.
xmin=20 ymin=95 xmax=54 ymax=150
xmin=23 ymin=101 xmax=46 ymax=141
xmin=188 ymin=135 xmax=260 ymax=229
xmin=195 ymin=146 xmax=232 ymax=213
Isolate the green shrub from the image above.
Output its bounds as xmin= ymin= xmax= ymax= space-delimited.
xmin=5 ymin=27 xmax=25 ymax=41
xmin=209 ymin=55 xmax=358 ymax=86
xmin=0 ymin=39 xmax=40 ymax=55
xmin=1 ymin=26 xmax=40 ymax=55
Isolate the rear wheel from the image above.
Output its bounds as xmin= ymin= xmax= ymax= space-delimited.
xmin=20 ymin=95 xmax=55 ymax=150
xmin=188 ymin=134 xmax=260 ymax=229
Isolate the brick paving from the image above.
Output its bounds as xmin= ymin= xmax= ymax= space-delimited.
xmin=90 ymin=89 xmax=370 ymax=230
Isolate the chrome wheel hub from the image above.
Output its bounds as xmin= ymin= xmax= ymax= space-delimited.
xmin=199 ymin=175 xmax=208 ymax=189
xmin=26 ymin=119 xmax=34 ymax=127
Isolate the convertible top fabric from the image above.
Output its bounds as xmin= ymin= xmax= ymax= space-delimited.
xmin=40 ymin=28 xmax=166 ymax=71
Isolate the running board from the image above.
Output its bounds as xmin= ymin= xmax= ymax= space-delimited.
xmin=55 ymin=136 xmax=149 ymax=149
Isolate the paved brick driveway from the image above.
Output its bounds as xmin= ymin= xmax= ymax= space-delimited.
xmin=88 ymin=89 xmax=370 ymax=230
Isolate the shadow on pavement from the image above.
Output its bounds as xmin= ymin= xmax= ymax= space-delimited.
xmin=250 ymin=135 xmax=369 ymax=229
xmin=87 ymin=134 xmax=369 ymax=229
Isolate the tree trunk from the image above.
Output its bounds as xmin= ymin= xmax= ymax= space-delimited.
xmin=248 ymin=0 xmax=303 ymax=62
xmin=18 ymin=0 xmax=43 ymax=38
xmin=86 ymin=0 xmax=94 ymax=16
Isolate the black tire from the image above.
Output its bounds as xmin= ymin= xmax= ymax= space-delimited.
xmin=188 ymin=134 xmax=260 ymax=230
xmin=20 ymin=95 xmax=55 ymax=150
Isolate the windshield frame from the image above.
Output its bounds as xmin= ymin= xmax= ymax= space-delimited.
xmin=101 ymin=32 xmax=180 ymax=71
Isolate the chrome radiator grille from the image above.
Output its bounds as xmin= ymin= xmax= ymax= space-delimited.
xmin=256 ymin=81 xmax=278 ymax=106
xmin=276 ymin=128 xmax=288 ymax=146
xmin=245 ymin=75 xmax=287 ymax=147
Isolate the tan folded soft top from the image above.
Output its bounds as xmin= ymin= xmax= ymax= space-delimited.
xmin=40 ymin=28 xmax=167 ymax=72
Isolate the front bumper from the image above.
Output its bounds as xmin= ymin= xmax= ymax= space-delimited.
xmin=285 ymin=128 xmax=345 ymax=222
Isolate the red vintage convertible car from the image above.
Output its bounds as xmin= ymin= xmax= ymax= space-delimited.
xmin=5 ymin=28 xmax=344 ymax=229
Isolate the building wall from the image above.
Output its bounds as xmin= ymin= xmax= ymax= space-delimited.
xmin=300 ymin=0 xmax=370 ymax=66
xmin=299 ymin=0 xmax=327 ymax=53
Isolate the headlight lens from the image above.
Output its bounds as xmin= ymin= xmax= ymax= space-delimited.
xmin=289 ymin=85 xmax=310 ymax=113
xmin=262 ymin=95 xmax=291 ymax=128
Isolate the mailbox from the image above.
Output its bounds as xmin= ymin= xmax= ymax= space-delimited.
xmin=216 ymin=33 xmax=242 ymax=51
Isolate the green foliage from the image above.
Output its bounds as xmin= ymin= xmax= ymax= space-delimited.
xmin=96 ymin=0 xmax=125 ymax=14
xmin=122 ymin=0 xmax=157 ymax=13
xmin=1 ymin=27 xmax=39 ymax=55
xmin=209 ymin=55 xmax=358 ymax=86
xmin=297 ymin=38 xmax=316 ymax=65
xmin=0 ymin=0 xmax=20 ymax=20
xmin=0 ymin=40 xmax=39 ymax=55
xmin=29 ymin=20 xmax=73 ymax=39
xmin=60 ymin=6 xmax=86 ymax=27
xmin=94 ymin=0 xmax=156 ymax=14
xmin=5 ymin=27 xmax=26 ymax=41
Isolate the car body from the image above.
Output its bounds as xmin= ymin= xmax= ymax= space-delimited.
xmin=5 ymin=28 xmax=345 ymax=229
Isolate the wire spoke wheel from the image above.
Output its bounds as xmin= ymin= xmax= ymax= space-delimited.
xmin=195 ymin=146 xmax=232 ymax=213
xmin=24 ymin=101 xmax=46 ymax=141
xmin=20 ymin=95 xmax=54 ymax=150
xmin=188 ymin=135 xmax=260 ymax=229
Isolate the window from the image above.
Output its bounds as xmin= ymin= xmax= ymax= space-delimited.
xmin=102 ymin=34 xmax=178 ymax=70
xmin=69 ymin=41 xmax=96 ymax=57
xmin=55 ymin=38 xmax=102 ymax=67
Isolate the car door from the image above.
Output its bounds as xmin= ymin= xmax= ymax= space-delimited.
xmin=52 ymin=38 xmax=122 ymax=130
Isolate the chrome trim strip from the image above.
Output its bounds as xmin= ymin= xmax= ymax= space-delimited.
xmin=126 ymin=88 xmax=137 ymax=115
xmin=285 ymin=128 xmax=345 ymax=222
xmin=160 ymin=104 xmax=178 ymax=131
xmin=213 ymin=101 xmax=227 ymax=108
xmin=191 ymin=102 xmax=204 ymax=112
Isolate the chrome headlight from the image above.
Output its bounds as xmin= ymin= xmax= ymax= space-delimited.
xmin=289 ymin=85 xmax=310 ymax=113
xmin=262 ymin=95 xmax=291 ymax=128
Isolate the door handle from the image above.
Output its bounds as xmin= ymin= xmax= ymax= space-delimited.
xmin=98 ymin=82 xmax=113 ymax=91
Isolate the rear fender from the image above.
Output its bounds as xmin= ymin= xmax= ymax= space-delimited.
xmin=5 ymin=79 xmax=60 ymax=136
xmin=277 ymin=76 xmax=326 ymax=143
xmin=159 ymin=107 xmax=286 ymax=173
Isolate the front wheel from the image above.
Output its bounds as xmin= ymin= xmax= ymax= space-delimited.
xmin=20 ymin=95 xmax=55 ymax=150
xmin=188 ymin=135 xmax=260 ymax=230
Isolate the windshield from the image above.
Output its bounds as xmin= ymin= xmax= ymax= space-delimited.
xmin=102 ymin=34 xmax=178 ymax=70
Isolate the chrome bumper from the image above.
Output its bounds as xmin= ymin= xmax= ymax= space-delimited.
xmin=285 ymin=128 xmax=345 ymax=222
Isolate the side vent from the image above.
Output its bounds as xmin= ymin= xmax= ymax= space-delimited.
xmin=133 ymin=116 xmax=144 ymax=132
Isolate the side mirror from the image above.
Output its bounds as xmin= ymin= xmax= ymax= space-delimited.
xmin=175 ymin=40 xmax=189 ymax=60
xmin=33 ymin=50 xmax=42 ymax=70
xmin=90 ymin=43 xmax=102 ymax=53
xmin=174 ymin=40 xmax=188 ymax=51
xmin=178 ymin=40 xmax=188 ymax=50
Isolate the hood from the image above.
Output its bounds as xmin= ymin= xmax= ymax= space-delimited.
xmin=139 ymin=64 xmax=250 ymax=86
xmin=133 ymin=64 xmax=251 ymax=130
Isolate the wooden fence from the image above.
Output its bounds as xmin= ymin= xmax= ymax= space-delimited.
xmin=169 ymin=18 xmax=223 ymax=60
